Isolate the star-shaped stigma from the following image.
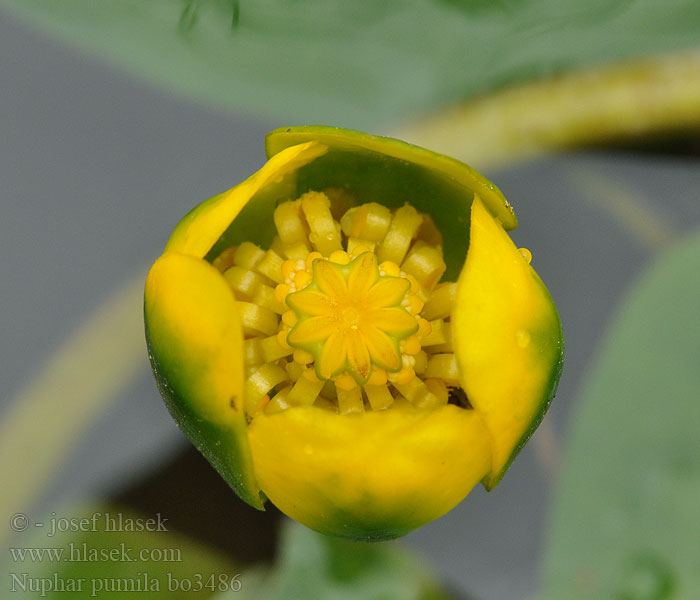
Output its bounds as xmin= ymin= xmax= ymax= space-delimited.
xmin=285 ymin=252 xmax=419 ymax=384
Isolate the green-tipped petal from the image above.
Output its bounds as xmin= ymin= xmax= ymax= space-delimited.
xmin=144 ymin=251 xmax=263 ymax=508
xmin=167 ymin=141 xmax=328 ymax=258
xmin=247 ymin=405 xmax=491 ymax=541
xmin=265 ymin=126 xmax=515 ymax=281
xmin=453 ymin=196 xmax=564 ymax=489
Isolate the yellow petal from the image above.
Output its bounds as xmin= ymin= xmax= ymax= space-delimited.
xmin=367 ymin=307 xmax=419 ymax=337
xmin=286 ymin=289 xmax=334 ymax=317
xmin=364 ymin=277 xmax=411 ymax=308
xmin=144 ymin=251 xmax=262 ymax=508
xmin=247 ymin=406 xmax=492 ymax=540
xmin=287 ymin=316 xmax=337 ymax=346
xmin=453 ymin=196 xmax=563 ymax=489
xmin=318 ymin=331 xmax=348 ymax=379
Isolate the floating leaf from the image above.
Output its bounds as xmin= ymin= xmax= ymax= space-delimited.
xmin=540 ymin=230 xmax=700 ymax=599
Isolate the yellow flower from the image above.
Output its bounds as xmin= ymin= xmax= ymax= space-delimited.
xmin=144 ymin=126 xmax=564 ymax=541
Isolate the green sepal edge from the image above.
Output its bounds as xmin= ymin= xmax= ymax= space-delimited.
xmin=144 ymin=316 xmax=265 ymax=510
xmin=264 ymin=126 xmax=516 ymax=282
xmin=484 ymin=271 xmax=564 ymax=491
xmin=266 ymin=126 xmax=516 ymax=228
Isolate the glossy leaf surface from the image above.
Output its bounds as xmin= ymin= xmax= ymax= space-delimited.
xmin=2 ymin=0 xmax=699 ymax=128
xmin=541 ymin=230 xmax=700 ymax=599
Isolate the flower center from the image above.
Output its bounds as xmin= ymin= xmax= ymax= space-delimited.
xmin=212 ymin=189 xmax=463 ymax=417
xmin=284 ymin=250 xmax=419 ymax=384
xmin=340 ymin=306 xmax=360 ymax=329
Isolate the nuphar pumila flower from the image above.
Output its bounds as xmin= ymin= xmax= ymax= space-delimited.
xmin=145 ymin=127 xmax=564 ymax=541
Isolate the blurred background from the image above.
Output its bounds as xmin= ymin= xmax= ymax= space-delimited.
xmin=2 ymin=2 xmax=699 ymax=599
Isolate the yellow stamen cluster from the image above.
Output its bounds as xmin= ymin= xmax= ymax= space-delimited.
xmin=212 ymin=190 xmax=462 ymax=418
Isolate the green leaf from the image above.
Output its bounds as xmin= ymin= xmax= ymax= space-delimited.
xmin=540 ymin=230 xmax=700 ymax=599
xmin=215 ymin=519 xmax=454 ymax=600
xmin=2 ymin=0 xmax=700 ymax=128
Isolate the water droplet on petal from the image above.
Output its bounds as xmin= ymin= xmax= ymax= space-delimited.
xmin=519 ymin=248 xmax=532 ymax=264
xmin=516 ymin=329 xmax=531 ymax=348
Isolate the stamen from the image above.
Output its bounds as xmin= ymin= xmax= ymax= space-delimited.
xmin=252 ymin=284 xmax=286 ymax=314
xmin=401 ymin=242 xmax=446 ymax=292
xmin=212 ymin=247 xmax=238 ymax=272
xmin=287 ymin=372 xmax=324 ymax=407
xmin=244 ymin=363 xmax=287 ymax=415
xmin=340 ymin=202 xmax=391 ymax=241
xmin=424 ymin=353 xmax=460 ymax=384
xmin=377 ymin=204 xmax=423 ymax=265
xmin=273 ymin=200 xmax=309 ymax=246
xmin=420 ymin=319 xmax=449 ymax=347
xmin=365 ymin=384 xmax=394 ymax=411
xmin=422 ymin=283 xmax=456 ymax=320
xmin=260 ymin=335 xmax=293 ymax=362
xmin=236 ymin=302 xmax=279 ymax=337
xmin=256 ymin=250 xmax=285 ymax=283
xmin=336 ymin=385 xmax=364 ymax=414
xmin=234 ymin=242 xmax=266 ymax=271
xmin=215 ymin=193 xmax=465 ymax=418
xmin=301 ymin=191 xmax=343 ymax=255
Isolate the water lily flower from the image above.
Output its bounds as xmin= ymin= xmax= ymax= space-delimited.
xmin=144 ymin=126 xmax=564 ymax=541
